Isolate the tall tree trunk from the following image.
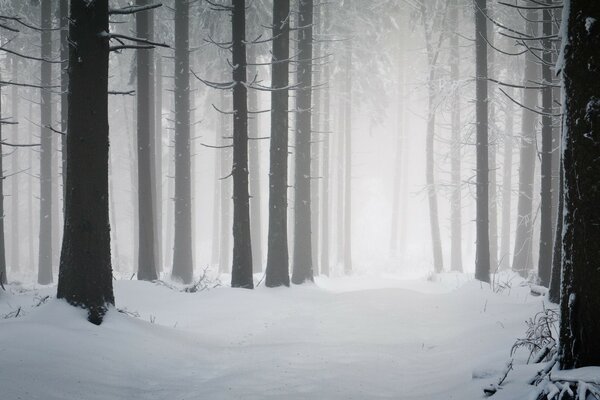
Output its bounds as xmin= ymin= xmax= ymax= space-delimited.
xmin=155 ymin=53 xmax=163 ymax=272
xmin=537 ymin=5 xmax=554 ymax=287
xmin=0 ymin=68 xmax=6 ymax=285
xmin=512 ymin=10 xmax=539 ymax=277
xmin=219 ymin=89 xmax=232 ymax=274
xmin=231 ymin=0 xmax=254 ymax=289
xmin=136 ymin=0 xmax=157 ymax=281
xmin=60 ymin=0 xmax=68 ymax=199
xmin=292 ymin=0 xmax=314 ymax=284
xmin=548 ymin=159 xmax=562 ymax=304
xmin=336 ymin=90 xmax=344 ymax=267
xmin=487 ymin=14 xmax=498 ymax=274
xmin=343 ymin=40 xmax=353 ymax=275
xmin=211 ymin=118 xmax=221 ymax=267
xmin=265 ymin=0 xmax=291 ymax=287
xmin=10 ymin=55 xmax=19 ymax=274
xmin=247 ymin=46 xmax=263 ymax=274
xmin=38 ymin=0 xmax=53 ymax=285
xmin=57 ymin=0 xmax=114 ymax=325
xmin=474 ymin=0 xmax=490 ymax=283
xmin=28 ymin=100 xmax=34 ymax=271
xmin=171 ymin=0 xmax=194 ymax=283
xmin=558 ymin=0 xmax=600 ymax=368
xmin=319 ymin=4 xmax=331 ymax=276
xmin=499 ymin=88 xmax=514 ymax=270
xmin=449 ymin=0 xmax=462 ymax=272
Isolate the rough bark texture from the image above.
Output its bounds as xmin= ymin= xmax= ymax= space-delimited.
xmin=57 ymin=0 xmax=114 ymax=325
xmin=291 ymin=0 xmax=314 ymax=284
xmin=38 ymin=0 xmax=53 ymax=285
xmin=231 ymin=0 xmax=254 ymax=289
xmin=474 ymin=0 xmax=490 ymax=283
xmin=512 ymin=10 xmax=539 ymax=276
xmin=558 ymin=0 xmax=600 ymax=369
xmin=265 ymin=0 xmax=291 ymax=287
xmin=171 ymin=0 xmax=194 ymax=284
xmin=136 ymin=0 xmax=158 ymax=281
xmin=537 ymin=5 xmax=554 ymax=287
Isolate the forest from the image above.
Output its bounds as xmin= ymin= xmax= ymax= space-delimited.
xmin=0 ymin=0 xmax=599 ymax=399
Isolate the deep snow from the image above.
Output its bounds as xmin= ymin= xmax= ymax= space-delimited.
xmin=0 ymin=273 xmax=545 ymax=399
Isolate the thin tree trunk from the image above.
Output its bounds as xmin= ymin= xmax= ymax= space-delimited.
xmin=10 ymin=55 xmax=19 ymax=274
xmin=211 ymin=118 xmax=221 ymax=266
xmin=512 ymin=9 xmax=539 ymax=276
xmin=474 ymin=0 xmax=490 ymax=283
xmin=247 ymin=46 xmax=263 ymax=274
xmin=0 ymin=67 xmax=6 ymax=285
xmin=265 ymin=0 xmax=291 ymax=287
xmin=499 ymin=88 xmax=514 ymax=270
xmin=319 ymin=4 xmax=331 ymax=276
xmin=291 ymin=0 xmax=314 ymax=284
xmin=171 ymin=0 xmax=194 ymax=283
xmin=336 ymin=90 xmax=344 ymax=267
xmin=57 ymin=0 xmax=114 ymax=325
xmin=38 ymin=0 xmax=53 ymax=285
xmin=449 ymin=0 xmax=462 ymax=272
xmin=537 ymin=5 xmax=554 ymax=287
xmin=155 ymin=54 xmax=163 ymax=273
xmin=343 ymin=40 xmax=353 ymax=275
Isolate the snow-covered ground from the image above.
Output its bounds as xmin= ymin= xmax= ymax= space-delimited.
xmin=0 ymin=272 xmax=545 ymax=400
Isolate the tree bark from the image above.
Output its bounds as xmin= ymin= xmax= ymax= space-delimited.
xmin=265 ymin=0 xmax=291 ymax=287
xmin=291 ymin=0 xmax=314 ymax=284
xmin=38 ymin=0 xmax=53 ymax=285
xmin=558 ymin=0 xmax=600 ymax=369
xmin=136 ymin=0 xmax=158 ymax=281
xmin=474 ymin=0 xmax=490 ymax=283
xmin=10 ymin=55 xmax=19 ymax=274
xmin=0 ymin=68 xmax=6 ymax=285
xmin=171 ymin=0 xmax=194 ymax=283
xmin=499 ymin=88 xmax=514 ymax=270
xmin=537 ymin=4 xmax=554 ymax=287
xmin=230 ymin=0 xmax=254 ymax=289
xmin=512 ymin=10 xmax=539 ymax=277
xmin=319 ymin=4 xmax=331 ymax=276
xmin=343 ymin=39 xmax=353 ymax=275
xmin=57 ymin=0 xmax=114 ymax=325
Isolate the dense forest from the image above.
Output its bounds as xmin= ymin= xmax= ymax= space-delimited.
xmin=0 ymin=0 xmax=599 ymax=399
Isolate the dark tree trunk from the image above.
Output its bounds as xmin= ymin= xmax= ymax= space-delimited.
xmin=57 ymin=0 xmax=114 ymax=325
xmin=0 ymin=69 xmax=6 ymax=286
xmin=38 ymin=0 xmax=53 ymax=285
xmin=548 ymin=159 xmax=563 ymax=304
xmin=449 ymin=0 xmax=462 ymax=272
xmin=512 ymin=10 xmax=539 ymax=277
xmin=558 ymin=0 xmax=600 ymax=369
xmin=292 ymin=0 xmax=314 ymax=284
xmin=474 ymin=0 xmax=490 ymax=283
xmin=10 ymin=56 xmax=19 ymax=274
xmin=265 ymin=0 xmax=291 ymax=287
xmin=231 ymin=0 xmax=254 ymax=289
xmin=537 ymin=5 xmax=554 ymax=287
xmin=247 ymin=46 xmax=263 ymax=274
xmin=136 ymin=0 xmax=158 ymax=281
xmin=171 ymin=0 xmax=194 ymax=283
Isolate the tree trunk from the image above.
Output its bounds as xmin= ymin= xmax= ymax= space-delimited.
xmin=136 ymin=0 xmax=158 ymax=281
xmin=38 ymin=0 xmax=53 ymax=285
xmin=558 ymin=0 xmax=600 ymax=368
xmin=474 ymin=0 xmax=490 ymax=283
xmin=512 ymin=10 xmax=539 ymax=277
xmin=291 ymin=0 xmax=314 ymax=284
xmin=537 ymin=5 xmax=554 ymax=287
xmin=336 ymin=90 xmax=345 ymax=267
xmin=548 ymin=158 xmax=562 ymax=304
xmin=219 ymin=89 xmax=232 ymax=274
xmin=155 ymin=53 xmax=163 ymax=272
xmin=57 ymin=0 xmax=114 ymax=325
xmin=499 ymin=88 xmax=514 ymax=270
xmin=449 ymin=0 xmax=462 ymax=272
xmin=10 ymin=55 xmax=19 ymax=274
xmin=319 ymin=4 xmax=331 ymax=276
xmin=211 ymin=117 xmax=221 ymax=267
xmin=265 ymin=0 xmax=291 ymax=287
xmin=343 ymin=40 xmax=353 ymax=275
xmin=230 ymin=0 xmax=254 ymax=289
xmin=247 ymin=46 xmax=263 ymax=274
xmin=0 ymin=68 xmax=6 ymax=285
xmin=171 ymin=0 xmax=194 ymax=283
xmin=60 ymin=0 xmax=68 ymax=198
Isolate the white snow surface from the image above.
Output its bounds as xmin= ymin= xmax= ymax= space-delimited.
xmin=0 ymin=273 xmax=544 ymax=400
